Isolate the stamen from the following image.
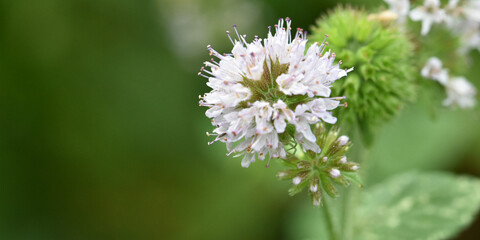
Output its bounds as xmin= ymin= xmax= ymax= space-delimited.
xmin=210 ymin=58 xmax=219 ymax=65
xmin=226 ymin=31 xmax=235 ymax=45
xmin=201 ymin=67 xmax=214 ymax=75
xmin=233 ymin=25 xmax=240 ymax=40
xmin=295 ymin=28 xmax=301 ymax=39
xmin=328 ymin=96 xmax=346 ymax=100
xmin=198 ymin=72 xmax=210 ymax=79
xmin=320 ymin=35 xmax=329 ymax=53
xmin=232 ymin=25 xmax=248 ymax=45
xmin=207 ymin=45 xmax=226 ymax=60
xmin=226 ymin=150 xmax=236 ymax=156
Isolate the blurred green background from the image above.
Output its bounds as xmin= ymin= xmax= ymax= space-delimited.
xmin=1 ymin=0 xmax=479 ymax=239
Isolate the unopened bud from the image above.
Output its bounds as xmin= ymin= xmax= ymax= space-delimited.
xmin=330 ymin=168 xmax=341 ymax=178
xmin=337 ymin=135 xmax=349 ymax=146
xmin=293 ymin=176 xmax=302 ymax=185
xmin=277 ymin=172 xmax=287 ymax=178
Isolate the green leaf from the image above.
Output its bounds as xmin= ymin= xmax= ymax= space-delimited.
xmin=355 ymin=171 xmax=480 ymax=240
xmin=342 ymin=171 xmax=363 ymax=188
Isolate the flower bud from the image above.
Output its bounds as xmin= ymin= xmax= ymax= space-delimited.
xmin=311 ymin=8 xmax=415 ymax=144
xmin=337 ymin=136 xmax=349 ymax=146
xmin=329 ymin=168 xmax=341 ymax=178
xmin=292 ymin=176 xmax=302 ymax=185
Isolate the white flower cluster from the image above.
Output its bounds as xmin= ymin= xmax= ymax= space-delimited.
xmin=199 ymin=18 xmax=352 ymax=167
xmin=385 ymin=0 xmax=480 ymax=52
xmin=422 ymin=57 xmax=476 ymax=108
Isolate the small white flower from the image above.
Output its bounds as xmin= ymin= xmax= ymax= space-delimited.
xmin=421 ymin=57 xmax=449 ymax=85
xmin=200 ymin=18 xmax=351 ymax=167
xmin=443 ymin=77 xmax=477 ymax=108
xmin=339 ymin=156 xmax=347 ymax=164
xmin=351 ymin=165 xmax=359 ymax=171
xmin=463 ymin=0 xmax=480 ymax=23
xmin=323 ymin=156 xmax=328 ymax=162
xmin=410 ymin=0 xmax=446 ymax=35
xmin=293 ymin=176 xmax=302 ymax=185
xmin=384 ymin=0 xmax=410 ymax=23
xmin=310 ymin=184 xmax=318 ymax=193
xmin=313 ymin=197 xmax=321 ymax=206
xmin=456 ymin=21 xmax=480 ymax=53
xmin=330 ymin=168 xmax=341 ymax=178
xmin=337 ymin=135 xmax=349 ymax=146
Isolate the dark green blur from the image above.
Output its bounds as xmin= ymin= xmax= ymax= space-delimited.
xmin=1 ymin=0 xmax=479 ymax=239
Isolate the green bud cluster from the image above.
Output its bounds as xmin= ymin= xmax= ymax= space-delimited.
xmin=277 ymin=123 xmax=361 ymax=206
xmin=310 ymin=8 xmax=416 ymax=142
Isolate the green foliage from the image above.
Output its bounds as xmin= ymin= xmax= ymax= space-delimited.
xmin=355 ymin=171 xmax=480 ymax=240
xmin=367 ymin=104 xmax=479 ymax=185
xmin=310 ymin=8 xmax=416 ymax=144
xmin=287 ymin=171 xmax=480 ymax=240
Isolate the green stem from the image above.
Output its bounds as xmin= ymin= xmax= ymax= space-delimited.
xmin=322 ymin=199 xmax=339 ymax=240
xmin=341 ymin=143 xmax=371 ymax=240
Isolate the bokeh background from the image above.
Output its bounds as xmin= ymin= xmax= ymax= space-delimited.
xmin=1 ymin=0 xmax=480 ymax=239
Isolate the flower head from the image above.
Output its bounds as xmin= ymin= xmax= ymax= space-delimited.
xmin=200 ymin=18 xmax=352 ymax=167
xmin=409 ymin=0 xmax=446 ymax=35
xmin=277 ymin=123 xmax=361 ymax=206
xmin=311 ymin=8 xmax=415 ymax=144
